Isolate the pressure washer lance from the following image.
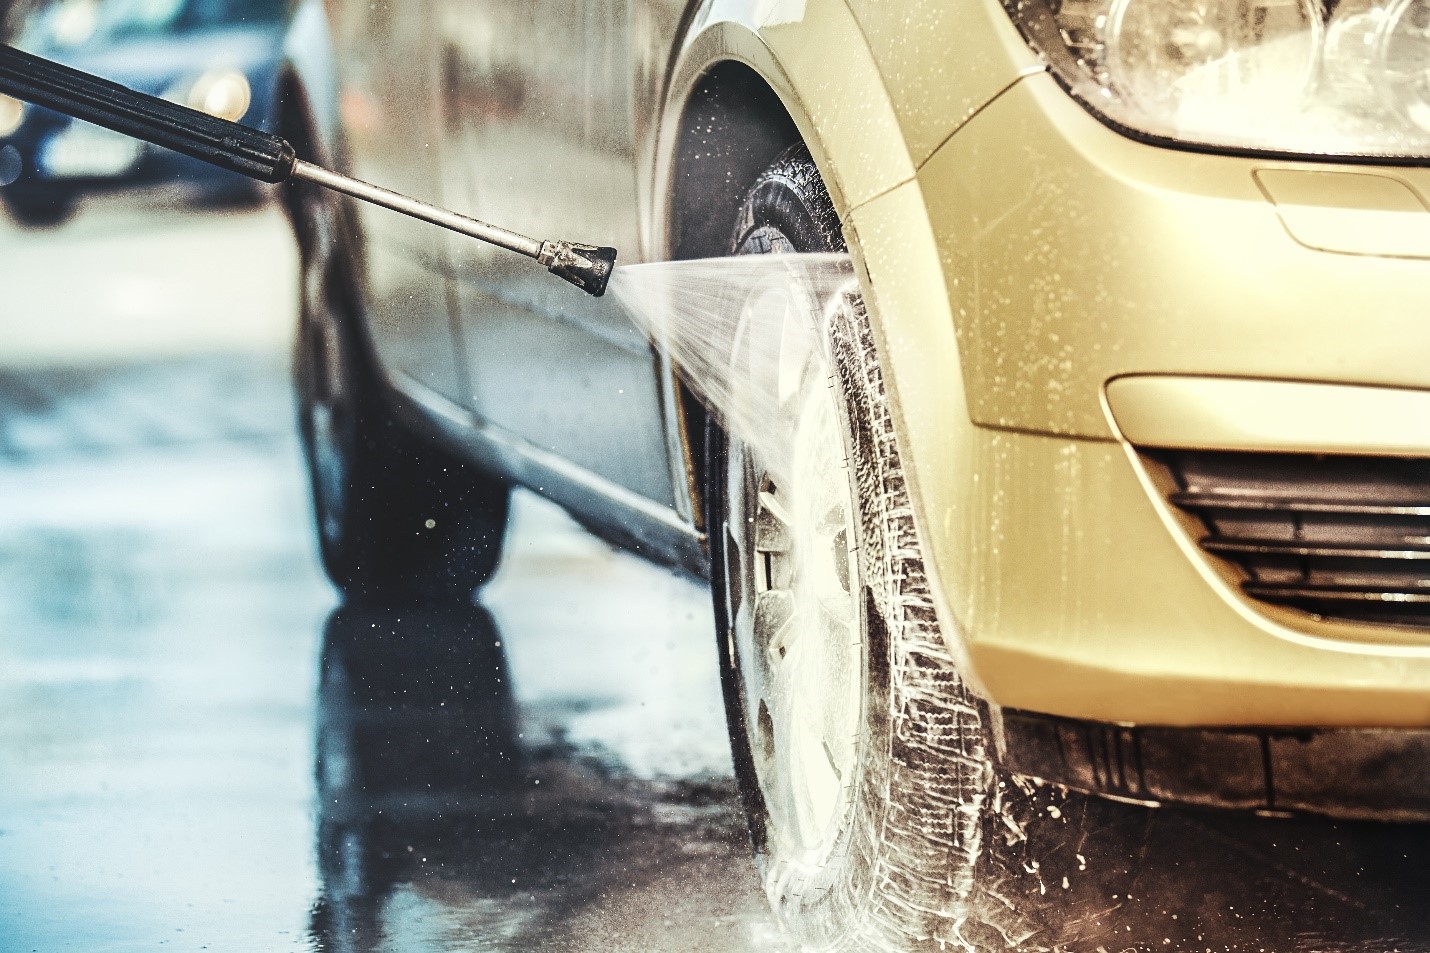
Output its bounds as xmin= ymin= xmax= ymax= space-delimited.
xmin=0 ymin=44 xmax=618 ymax=296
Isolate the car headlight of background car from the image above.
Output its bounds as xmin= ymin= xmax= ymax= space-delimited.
xmin=1005 ymin=0 xmax=1430 ymax=159
xmin=0 ymin=94 xmax=27 ymax=137
xmin=162 ymin=70 xmax=251 ymax=123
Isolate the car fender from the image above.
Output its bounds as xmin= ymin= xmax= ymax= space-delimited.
xmin=653 ymin=0 xmax=1039 ymax=680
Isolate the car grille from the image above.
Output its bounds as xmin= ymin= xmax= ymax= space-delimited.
xmin=1155 ymin=450 xmax=1430 ymax=629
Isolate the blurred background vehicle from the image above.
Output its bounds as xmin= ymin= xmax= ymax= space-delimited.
xmin=0 ymin=0 xmax=289 ymax=227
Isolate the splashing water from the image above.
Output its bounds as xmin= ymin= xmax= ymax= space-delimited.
xmin=608 ymin=254 xmax=857 ymax=480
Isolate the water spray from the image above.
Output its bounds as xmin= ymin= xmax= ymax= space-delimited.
xmin=609 ymin=254 xmax=858 ymax=483
xmin=0 ymin=44 xmax=618 ymax=296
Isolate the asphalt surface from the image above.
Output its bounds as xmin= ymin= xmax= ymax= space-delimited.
xmin=0 ymin=199 xmax=1427 ymax=953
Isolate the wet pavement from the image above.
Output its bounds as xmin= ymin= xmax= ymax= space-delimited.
xmin=1 ymin=202 xmax=1428 ymax=953
xmin=0 ymin=352 xmax=791 ymax=953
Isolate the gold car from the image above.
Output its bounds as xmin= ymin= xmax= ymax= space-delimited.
xmin=282 ymin=0 xmax=1430 ymax=946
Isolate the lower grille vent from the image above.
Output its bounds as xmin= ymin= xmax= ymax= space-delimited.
xmin=1157 ymin=450 xmax=1430 ymax=628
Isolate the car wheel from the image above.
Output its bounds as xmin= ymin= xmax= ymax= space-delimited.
xmin=708 ymin=144 xmax=995 ymax=949
xmin=292 ymin=176 xmax=509 ymax=604
xmin=4 ymin=189 xmax=75 ymax=228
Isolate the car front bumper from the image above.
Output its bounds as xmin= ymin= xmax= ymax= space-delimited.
xmin=846 ymin=71 xmax=1430 ymax=733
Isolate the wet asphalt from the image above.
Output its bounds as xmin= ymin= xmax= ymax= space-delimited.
xmin=0 ymin=201 xmax=1427 ymax=953
xmin=0 ymin=352 xmax=792 ymax=953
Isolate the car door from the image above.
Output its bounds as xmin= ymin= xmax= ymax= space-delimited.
xmin=434 ymin=0 xmax=681 ymax=510
xmin=329 ymin=0 xmax=462 ymax=403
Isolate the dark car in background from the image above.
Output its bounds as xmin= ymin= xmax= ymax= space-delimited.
xmin=0 ymin=0 xmax=289 ymax=226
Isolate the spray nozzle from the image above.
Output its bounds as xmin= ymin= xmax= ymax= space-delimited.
xmin=539 ymin=240 xmax=618 ymax=297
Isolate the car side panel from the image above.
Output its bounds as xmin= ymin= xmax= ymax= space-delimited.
xmin=433 ymin=0 xmax=681 ymax=509
xmin=325 ymin=0 xmax=462 ymax=402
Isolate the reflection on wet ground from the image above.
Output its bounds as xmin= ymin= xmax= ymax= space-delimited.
xmin=312 ymin=604 xmax=790 ymax=953
xmin=0 ymin=358 xmax=329 ymax=953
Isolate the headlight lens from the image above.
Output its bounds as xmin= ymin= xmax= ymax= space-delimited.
xmin=164 ymin=71 xmax=252 ymax=123
xmin=0 ymin=95 xmax=26 ymax=137
xmin=1006 ymin=0 xmax=1430 ymax=158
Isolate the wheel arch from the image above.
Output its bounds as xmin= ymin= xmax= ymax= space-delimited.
xmin=653 ymin=14 xmax=983 ymax=680
xmin=654 ymin=11 xmax=914 ymax=530
xmin=274 ymin=68 xmax=319 ymax=227
xmin=273 ymin=0 xmax=345 ymax=228
xmin=656 ymin=12 xmax=917 ymax=243
xmin=665 ymin=61 xmax=800 ymax=263
xmin=658 ymin=59 xmax=802 ymax=530
xmin=273 ymin=65 xmax=369 ymax=320
xmin=277 ymin=0 xmax=342 ymax=159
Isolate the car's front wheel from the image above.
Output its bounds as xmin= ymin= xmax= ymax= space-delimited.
xmin=708 ymin=145 xmax=998 ymax=950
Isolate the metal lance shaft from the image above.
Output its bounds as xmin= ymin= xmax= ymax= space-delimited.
xmin=288 ymin=161 xmax=615 ymax=295
xmin=0 ymin=43 xmax=618 ymax=295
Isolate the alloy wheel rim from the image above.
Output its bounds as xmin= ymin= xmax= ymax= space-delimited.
xmin=726 ymin=274 xmax=863 ymax=857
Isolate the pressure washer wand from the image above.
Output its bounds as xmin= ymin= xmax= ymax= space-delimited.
xmin=0 ymin=44 xmax=617 ymax=296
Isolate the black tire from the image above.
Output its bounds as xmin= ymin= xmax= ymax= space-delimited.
xmin=291 ymin=174 xmax=509 ymax=605
xmin=708 ymin=145 xmax=995 ymax=950
xmin=4 ymin=189 xmax=75 ymax=228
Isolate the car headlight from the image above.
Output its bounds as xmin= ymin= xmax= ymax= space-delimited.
xmin=164 ymin=70 xmax=252 ymax=123
xmin=0 ymin=95 xmax=26 ymax=137
xmin=1004 ymin=0 xmax=1430 ymax=159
